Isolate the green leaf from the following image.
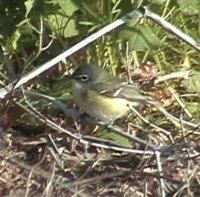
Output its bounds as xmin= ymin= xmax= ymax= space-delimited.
xmin=177 ymin=0 xmax=199 ymax=15
xmin=185 ymin=102 xmax=200 ymax=119
xmin=24 ymin=0 xmax=60 ymax=17
xmin=150 ymin=0 xmax=168 ymax=5
xmin=48 ymin=0 xmax=79 ymax=37
xmin=48 ymin=14 xmax=78 ymax=37
xmin=183 ymin=70 xmax=200 ymax=94
xmin=119 ymin=23 xmax=161 ymax=51
xmin=98 ymin=128 xmax=132 ymax=148
xmin=5 ymin=29 xmax=21 ymax=52
xmin=54 ymin=0 xmax=78 ymax=16
xmin=24 ymin=0 xmax=35 ymax=17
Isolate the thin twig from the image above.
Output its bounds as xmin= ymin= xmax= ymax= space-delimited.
xmin=19 ymin=89 xmax=79 ymax=119
xmin=44 ymin=162 xmax=56 ymax=197
xmin=0 ymin=9 xmax=143 ymax=99
xmin=166 ymin=86 xmax=192 ymax=119
xmin=155 ymin=150 xmax=166 ymax=197
xmin=156 ymin=104 xmax=199 ymax=128
xmin=15 ymin=101 xmax=155 ymax=155
xmin=129 ymin=105 xmax=173 ymax=139
xmin=17 ymin=89 xmax=158 ymax=151
xmin=143 ymin=7 xmax=200 ymax=52
xmin=154 ymin=70 xmax=191 ymax=85
xmin=8 ymin=157 xmax=88 ymax=197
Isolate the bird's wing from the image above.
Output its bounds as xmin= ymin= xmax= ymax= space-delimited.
xmin=90 ymin=80 xmax=155 ymax=104
xmin=115 ymin=84 xmax=153 ymax=103
xmin=90 ymin=77 xmax=123 ymax=96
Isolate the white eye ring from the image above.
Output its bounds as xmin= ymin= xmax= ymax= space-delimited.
xmin=80 ymin=74 xmax=89 ymax=82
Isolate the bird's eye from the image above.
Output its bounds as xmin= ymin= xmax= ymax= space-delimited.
xmin=80 ymin=74 xmax=89 ymax=82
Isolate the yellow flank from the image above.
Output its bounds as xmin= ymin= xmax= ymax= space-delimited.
xmin=73 ymin=89 xmax=131 ymax=124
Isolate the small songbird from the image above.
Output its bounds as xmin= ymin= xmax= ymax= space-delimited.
xmin=71 ymin=64 xmax=156 ymax=124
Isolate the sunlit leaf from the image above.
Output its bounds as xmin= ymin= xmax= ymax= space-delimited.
xmin=5 ymin=29 xmax=21 ymax=52
xmin=98 ymin=128 xmax=132 ymax=147
xmin=177 ymin=0 xmax=199 ymax=15
xmin=119 ymin=23 xmax=161 ymax=51
xmin=183 ymin=70 xmax=200 ymax=94
xmin=185 ymin=102 xmax=200 ymax=119
xmin=48 ymin=0 xmax=79 ymax=37
xmin=24 ymin=0 xmax=35 ymax=17
xmin=54 ymin=0 xmax=78 ymax=16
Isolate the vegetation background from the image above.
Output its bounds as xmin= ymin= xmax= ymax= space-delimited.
xmin=0 ymin=0 xmax=200 ymax=196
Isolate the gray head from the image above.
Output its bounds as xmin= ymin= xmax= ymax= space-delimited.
xmin=71 ymin=64 xmax=110 ymax=87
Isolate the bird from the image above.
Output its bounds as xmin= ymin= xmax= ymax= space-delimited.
xmin=70 ymin=64 xmax=156 ymax=124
